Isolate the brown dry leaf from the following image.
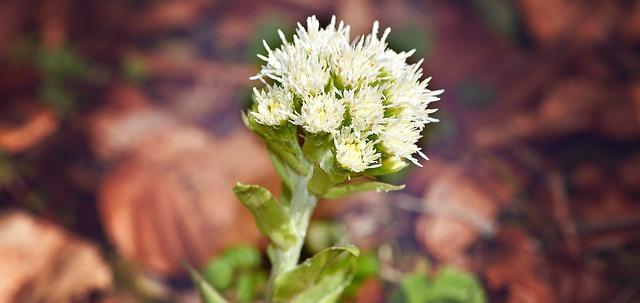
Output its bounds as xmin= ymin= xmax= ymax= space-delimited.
xmin=88 ymin=83 xmax=177 ymax=160
xmin=38 ymin=0 xmax=71 ymax=47
xmin=483 ymin=228 xmax=556 ymax=303
xmin=0 ymin=0 xmax=30 ymax=56
xmin=475 ymin=78 xmax=639 ymax=148
xmin=617 ymin=154 xmax=640 ymax=194
xmin=415 ymin=160 xmax=513 ymax=262
xmin=632 ymin=81 xmax=640 ymax=132
xmin=623 ymin=1 xmax=640 ymax=43
xmin=0 ymin=211 xmax=112 ymax=303
xmin=518 ymin=0 xmax=620 ymax=47
xmin=131 ymin=0 xmax=214 ymax=36
xmin=0 ymin=102 xmax=58 ymax=154
xmin=99 ymin=126 xmax=276 ymax=276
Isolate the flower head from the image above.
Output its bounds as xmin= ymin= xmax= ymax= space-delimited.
xmin=334 ymin=128 xmax=381 ymax=172
xmin=251 ymin=85 xmax=295 ymax=126
xmin=343 ymin=86 xmax=386 ymax=134
xmin=249 ymin=15 xmax=442 ymax=173
xmin=294 ymin=93 xmax=345 ymax=134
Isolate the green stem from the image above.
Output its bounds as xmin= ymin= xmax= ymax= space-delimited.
xmin=266 ymin=166 xmax=317 ymax=302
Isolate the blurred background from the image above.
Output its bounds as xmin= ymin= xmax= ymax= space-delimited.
xmin=1 ymin=0 xmax=639 ymax=302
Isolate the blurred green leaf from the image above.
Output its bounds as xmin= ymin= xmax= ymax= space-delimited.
xmin=390 ymin=274 xmax=430 ymax=303
xmin=387 ymin=24 xmax=434 ymax=62
xmin=430 ymin=267 xmax=486 ymax=303
xmin=457 ymin=79 xmax=495 ymax=109
xmin=222 ymin=246 xmax=262 ymax=269
xmin=40 ymin=81 xmax=75 ymax=116
xmin=0 ymin=152 xmax=16 ymax=186
xmin=233 ymin=183 xmax=298 ymax=249
xmin=203 ymin=246 xmax=266 ymax=301
xmin=471 ymin=0 xmax=518 ymax=41
xmin=35 ymin=45 xmax=88 ymax=116
xmin=323 ymin=181 xmax=404 ymax=199
xmin=36 ymin=46 xmax=86 ymax=78
xmin=185 ymin=262 xmax=229 ymax=303
xmin=272 ymin=245 xmax=360 ymax=303
xmin=203 ymin=258 xmax=234 ymax=291
xmin=235 ymin=272 xmax=254 ymax=303
xmin=390 ymin=267 xmax=486 ymax=303
xmin=344 ymin=252 xmax=380 ymax=296
xmin=424 ymin=111 xmax=457 ymax=147
xmin=121 ymin=53 xmax=148 ymax=82
xmin=247 ymin=16 xmax=292 ymax=64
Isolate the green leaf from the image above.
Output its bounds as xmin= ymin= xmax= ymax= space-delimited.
xmin=222 ymin=246 xmax=262 ymax=269
xmin=243 ymin=114 xmax=308 ymax=174
xmin=390 ymin=274 xmax=430 ymax=303
xmin=471 ymin=0 xmax=518 ymax=41
xmin=268 ymin=150 xmax=298 ymax=192
xmin=235 ymin=272 xmax=255 ymax=303
xmin=185 ymin=262 xmax=229 ymax=303
xmin=272 ymin=245 xmax=360 ymax=303
xmin=203 ymin=258 xmax=234 ymax=290
xmin=344 ymin=252 xmax=380 ymax=296
xmin=203 ymin=246 xmax=262 ymax=290
xmin=323 ymin=181 xmax=405 ymax=199
xmin=233 ymin=183 xmax=298 ymax=249
xmin=430 ymin=267 xmax=486 ymax=303
xmin=303 ymin=133 xmax=348 ymax=187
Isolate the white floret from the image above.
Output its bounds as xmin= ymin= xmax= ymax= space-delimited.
xmin=293 ymin=93 xmax=345 ymax=134
xmin=342 ymin=87 xmax=387 ymax=134
xmin=250 ymin=86 xmax=295 ymax=126
xmin=334 ymin=127 xmax=381 ymax=172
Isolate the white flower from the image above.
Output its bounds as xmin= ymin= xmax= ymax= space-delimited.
xmin=250 ymin=15 xmax=443 ymax=171
xmin=334 ymin=127 xmax=381 ymax=172
xmin=294 ymin=93 xmax=345 ymax=133
xmin=343 ymin=87 xmax=386 ymax=134
xmin=332 ymin=49 xmax=380 ymax=88
xmin=250 ymin=86 xmax=294 ymax=126
xmin=292 ymin=15 xmax=350 ymax=61
xmin=385 ymin=77 xmax=443 ymax=127
xmin=380 ymin=118 xmax=426 ymax=166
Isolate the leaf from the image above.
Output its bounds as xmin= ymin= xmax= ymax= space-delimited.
xmin=268 ymin=150 xmax=298 ymax=192
xmin=303 ymin=133 xmax=348 ymax=187
xmin=323 ymin=181 xmax=405 ymax=199
xmin=235 ymin=272 xmax=255 ymax=303
xmin=430 ymin=267 xmax=486 ymax=303
xmin=221 ymin=245 xmax=262 ymax=269
xmin=243 ymin=114 xmax=308 ymax=174
xmin=233 ymin=183 xmax=298 ymax=249
xmin=185 ymin=262 xmax=229 ymax=303
xmin=272 ymin=245 xmax=360 ymax=303
xmin=390 ymin=274 xmax=430 ymax=303
xmin=203 ymin=258 xmax=234 ymax=290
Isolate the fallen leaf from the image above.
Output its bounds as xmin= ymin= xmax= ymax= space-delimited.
xmin=0 ymin=101 xmax=58 ymax=154
xmin=99 ymin=126 xmax=276 ymax=276
xmin=0 ymin=211 xmax=112 ymax=303
xmin=415 ymin=160 xmax=515 ymax=262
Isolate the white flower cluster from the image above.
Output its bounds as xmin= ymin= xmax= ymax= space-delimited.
xmin=250 ymin=16 xmax=443 ymax=173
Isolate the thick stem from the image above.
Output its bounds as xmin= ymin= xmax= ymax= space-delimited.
xmin=266 ymin=167 xmax=317 ymax=301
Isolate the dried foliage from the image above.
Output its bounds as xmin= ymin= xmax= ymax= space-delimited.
xmin=0 ymin=211 xmax=111 ymax=303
